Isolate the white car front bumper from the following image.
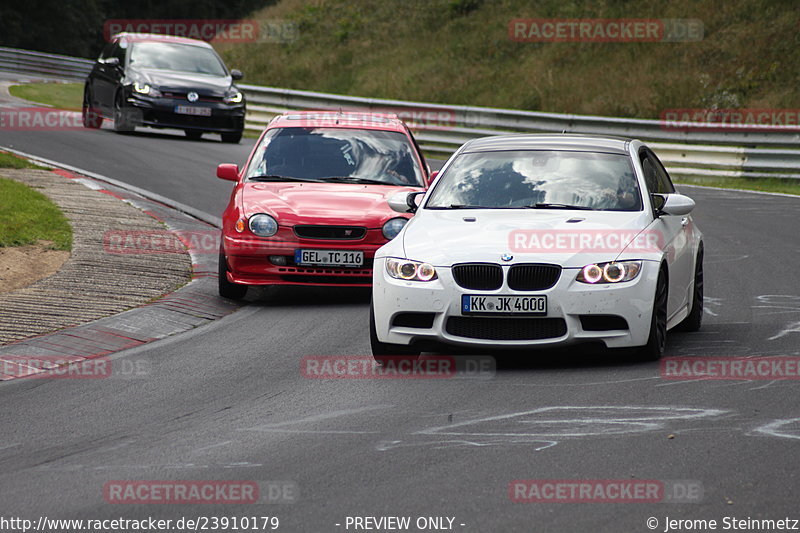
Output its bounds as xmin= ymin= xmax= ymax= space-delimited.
xmin=372 ymin=258 xmax=661 ymax=350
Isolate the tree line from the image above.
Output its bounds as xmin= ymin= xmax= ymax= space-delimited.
xmin=0 ymin=0 xmax=273 ymax=57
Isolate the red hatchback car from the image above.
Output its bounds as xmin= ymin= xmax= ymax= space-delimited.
xmin=216 ymin=111 xmax=432 ymax=299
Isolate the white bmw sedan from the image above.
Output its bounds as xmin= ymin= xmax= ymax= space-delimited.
xmin=371 ymin=134 xmax=703 ymax=361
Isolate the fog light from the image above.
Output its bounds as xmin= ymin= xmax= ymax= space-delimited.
xmin=269 ymin=255 xmax=288 ymax=266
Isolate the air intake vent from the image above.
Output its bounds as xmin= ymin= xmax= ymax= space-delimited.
xmin=446 ymin=317 xmax=567 ymax=341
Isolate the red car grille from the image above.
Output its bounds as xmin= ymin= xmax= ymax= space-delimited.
xmin=277 ymin=266 xmax=371 ymax=284
xmin=293 ymin=225 xmax=367 ymax=240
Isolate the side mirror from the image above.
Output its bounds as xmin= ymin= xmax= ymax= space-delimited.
xmin=217 ymin=163 xmax=240 ymax=182
xmin=388 ymin=191 xmax=424 ymax=213
xmin=654 ymin=193 xmax=695 ymax=216
xmin=230 ymin=69 xmax=243 ymax=80
xmin=425 ymin=170 xmax=439 ymax=187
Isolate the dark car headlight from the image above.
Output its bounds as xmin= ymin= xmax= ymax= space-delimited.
xmin=224 ymin=91 xmax=244 ymax=104
xmin=248 ymin=214 xmax=278 ymax=237
xmin=577 ymin=261 xmax=642 ymax=284
xmin=133 ymin=82 xmax=161 ymax=97
xmin=382 ymin=217 xmax=408 ymax=240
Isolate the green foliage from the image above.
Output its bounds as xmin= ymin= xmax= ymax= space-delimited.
xmin=213 ymin=0 xmax=800 ymax=118
xmin=0 ymin=0 xmax=275 ymax=58
xmin=0 ymin=177 xmax=72 ymax=251
xmin=0 ymin=152 xmax=49 ymax=170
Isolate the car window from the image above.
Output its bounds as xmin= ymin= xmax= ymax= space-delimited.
xmin=649 ymin=149 xmax=676 ymax=193
xmin=425 ymin=150 xmax=642 ymax=211
xmin=640 ymin=149 xmax=675 ymax=194
xmin=112 ymin=42 xmax=126 ymax=65
xmin=639 ymin=152 xmax=659 ymax=194
xmin=406 ymin=127 xmax=428 ymax=177
xmin=128 ymin=42 xmax=227 ymax=76
xmin=245 ymin=127 xmax=425 ymax=186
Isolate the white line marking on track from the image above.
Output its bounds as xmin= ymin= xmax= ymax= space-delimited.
xmin=249 ymin=405 xmax=392 ymax=428
xmin=753 ymin=418 xmax=800 ymax=440
xmin=768 ymin=321 xmax=800 ymax=340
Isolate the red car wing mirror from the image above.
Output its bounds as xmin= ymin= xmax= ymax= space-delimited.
xmin=217 ymin=163 xmax=240 ymax=181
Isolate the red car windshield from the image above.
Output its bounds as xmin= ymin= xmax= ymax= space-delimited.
xmin=245 ymin=127 xmax=424 ymax=186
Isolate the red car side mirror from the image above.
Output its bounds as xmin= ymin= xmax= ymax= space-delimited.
xmin=217 ymin=163 xmax=240 ymax=181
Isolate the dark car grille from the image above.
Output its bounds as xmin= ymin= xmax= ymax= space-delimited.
xmin=161 ymin=91 xmax=224 ymax=103
xmin=293 ymin=225 xmax=367 ymax=240
xmin=507 ymin=264 xmax=562 ymax=291
xmin=452 ymin=263 xmax=561 ymax=291
xmin=446 ymin=317 xmax=567 ymax=341
xmin=452 ymin=263 xmax=503 ymax=290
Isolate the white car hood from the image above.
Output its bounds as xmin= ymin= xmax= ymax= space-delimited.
xmin=398 ymin=209 xmax=654 ymax=268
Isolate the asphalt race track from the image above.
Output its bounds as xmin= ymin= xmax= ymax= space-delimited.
xmin=2 ymin=122 xmax=800 ymax=531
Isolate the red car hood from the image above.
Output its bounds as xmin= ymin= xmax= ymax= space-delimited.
xmin=241 ymin=182 xmax=422 ymax=226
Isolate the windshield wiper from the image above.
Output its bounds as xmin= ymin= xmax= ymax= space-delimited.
xmin=320 ymin=176 xmax=392 ymax=185
xmin=433 ymin=204 xmax=493 ymax=209
xmin=247 ymin=175 xmax=325 ymax=183
xmin=526 ymin=203 xmax=595 ymax=210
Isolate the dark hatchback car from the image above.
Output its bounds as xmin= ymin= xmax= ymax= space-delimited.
xmin=82 ymin=33 xmax=245 ymax=142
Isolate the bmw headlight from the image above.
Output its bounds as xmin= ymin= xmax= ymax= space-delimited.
xmin=382 ymin=217 xmax=408 ymax=240
xmin=224 ymin=91 xmax=243 ymax=104
xmin=248 ymin=214 xmax=278 ymax=237
xmin=133 ymin=82 xmax=160 ymax=97
xmin=386 ymin=258 xmax=437 ymax=282
xmin=577 ymin=261 xmax=642 ymax=284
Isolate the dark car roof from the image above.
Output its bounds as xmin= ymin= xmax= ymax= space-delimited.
xmin=113 ymin=32 xmax=214 ymax=48
xmin=461 ymin=134 xmax=634 ymax=155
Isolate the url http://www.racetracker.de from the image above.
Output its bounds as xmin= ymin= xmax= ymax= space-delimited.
xmin=0 ymin=516 xmax=281 ymax=532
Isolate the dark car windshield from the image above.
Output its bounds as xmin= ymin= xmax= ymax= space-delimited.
xmin=245 ymin=127 xmax=425 ymax=186
xmin=128 ymin=42 xmax=228 ymax=76
xmin=425 ymin=150 xmax=641 ymax=211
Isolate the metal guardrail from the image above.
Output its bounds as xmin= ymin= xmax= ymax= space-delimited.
xmin=0 ymin=47 xmax=93 ymax=81
xmin=1 ymin=46 xmax=798 ymax=178
xmin=240 ymin=84 xmax=800 ymax=179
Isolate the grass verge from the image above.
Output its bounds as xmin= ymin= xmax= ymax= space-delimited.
xmin=0 ymin=152 xmax=72 ymax=250
xmin=8 ymin=82 xmax=83 ymax=110
xmin=0 ymin=151 xmax=50 ymax=170
xmin=675 ymin=176 xmax=800 ymax=197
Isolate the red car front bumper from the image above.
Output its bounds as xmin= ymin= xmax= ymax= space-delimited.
xmin=223 ymin=229 xmax=388 ymax=287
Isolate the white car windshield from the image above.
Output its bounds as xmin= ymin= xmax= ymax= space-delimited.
xmin=426 ymin=150 xmax=641 ymax=211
